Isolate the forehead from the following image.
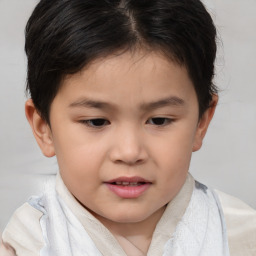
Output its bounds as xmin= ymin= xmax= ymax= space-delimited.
xmin=56 ymin=51 xmax=197 ymax=110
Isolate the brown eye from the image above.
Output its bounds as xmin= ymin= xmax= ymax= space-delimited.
xmin=81 ymin=119 xmax=110 ymax=127
xmin=147 ymin=117 xmax=173 ymax=126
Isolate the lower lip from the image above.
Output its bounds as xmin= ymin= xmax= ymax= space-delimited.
xmin=105 ymin=183 xmax=151 ymax=199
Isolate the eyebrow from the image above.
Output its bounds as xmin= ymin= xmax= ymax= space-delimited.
xmin=69 ymin=96 xmax=185 ymax=111
xmin=140 ymin=96 xmax=185 ymax=111
xmin=69 ymin=99 xmax=112 ymax=109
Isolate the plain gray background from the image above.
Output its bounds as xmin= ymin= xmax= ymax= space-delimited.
xmin=0 ymin=0 xmax=256 ymax=232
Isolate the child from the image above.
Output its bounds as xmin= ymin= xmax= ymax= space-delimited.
xmin=1 ymin=0 xmax=256 ymax=255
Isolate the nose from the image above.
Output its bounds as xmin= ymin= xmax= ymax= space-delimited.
xmin=109 ymin=126 xmax=148 ymax=165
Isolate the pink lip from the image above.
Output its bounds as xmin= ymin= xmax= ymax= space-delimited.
xmin=106 ymin=176 xmax=150 ymax=183
xmin=104 ymin=176 xmax=152 ymax=199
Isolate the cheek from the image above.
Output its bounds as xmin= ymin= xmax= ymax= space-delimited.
xmin=53 ymin=131 xmax=108 ymax=184
xmin=58 ymin=142 xmax=106 ymax=204
xmin=151 ymin=128 xmax=195 ymax=166
xmin=149 ymin=127 xmax=196 ymax=190
xmin=59 ymin=145 xmax=104 ymax=174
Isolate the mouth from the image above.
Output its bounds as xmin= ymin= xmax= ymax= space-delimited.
xmin=106 ymin=176 xmax=151 ymax=186
xmin=109 ymin=181 xmax=148 ymax=186
xmin=104 ymin=177 xmax=152 ymax=198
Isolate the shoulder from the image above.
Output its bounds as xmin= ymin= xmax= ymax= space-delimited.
xmin=2 ymin=202 xmax=45 ymax=256
xmin=215 ymin=190 xmax=256 ymax=256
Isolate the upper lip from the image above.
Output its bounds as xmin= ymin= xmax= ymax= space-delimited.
xmin=105 ymin=176 xmax=152 ymax=184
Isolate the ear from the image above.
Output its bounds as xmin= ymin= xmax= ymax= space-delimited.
xmin=193 ymin=94 xmax=218 ymax=152
xmin=25 ymin=99 xmax=55 ymax=157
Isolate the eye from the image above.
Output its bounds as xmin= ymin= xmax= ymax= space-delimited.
xmin=146 ymin=117 xmax=173 ymax=126
xmin=80 ymin=118 xmax=110 ymax=128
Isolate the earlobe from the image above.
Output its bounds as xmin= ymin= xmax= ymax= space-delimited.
xmin=25 ymin=99 xmax=55 ymax=157
xmin=193 ymin=94 xmax=218 ymax=152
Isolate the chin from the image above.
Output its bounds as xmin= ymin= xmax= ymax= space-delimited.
xmin=107 ymin=209 xmax=153 ymax=224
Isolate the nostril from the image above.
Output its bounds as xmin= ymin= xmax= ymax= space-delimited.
xmin=114 ymin=158 xmax=146 ymax=166
xmin=109 ymin=137 xmax=148 ymax=165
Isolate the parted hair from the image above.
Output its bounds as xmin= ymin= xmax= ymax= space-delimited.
xmin=25 ymin=0 xmax=217 ymax=123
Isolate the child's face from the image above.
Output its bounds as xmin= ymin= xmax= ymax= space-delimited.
xmin=27 ymin=51 xmax=215 ymax=225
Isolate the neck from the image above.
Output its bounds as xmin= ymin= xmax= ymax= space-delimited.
xmin=94 ymin=205 xmax=166 ymax=255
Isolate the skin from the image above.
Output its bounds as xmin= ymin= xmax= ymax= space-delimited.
xmin=0 ymin=239 xmax=16 ymax=256
xmin=25 ymin=51 xmax=217 ymax=254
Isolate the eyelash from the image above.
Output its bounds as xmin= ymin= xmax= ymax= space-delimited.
xmin=79 ymin=119 xmax=110 ymax=128
xmin=146 ymin=117 xmax=174 ymax=126
xmin=79 ymin=117 xmax=173 ymax=128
